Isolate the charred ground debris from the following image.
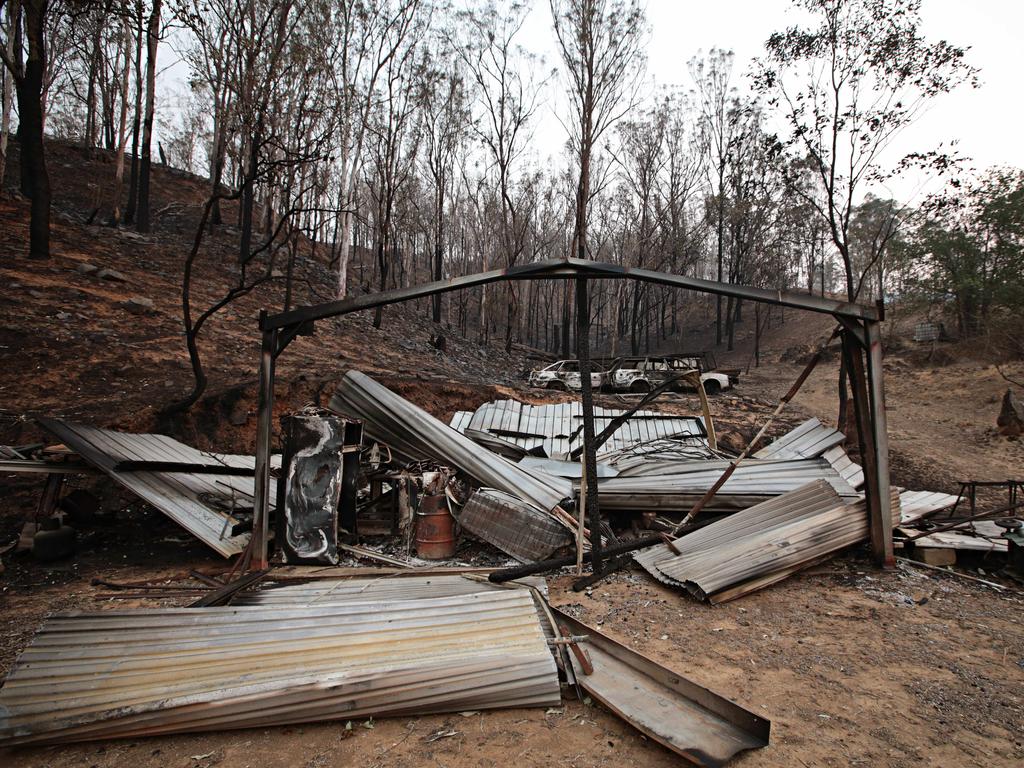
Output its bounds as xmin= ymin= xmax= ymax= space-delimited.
xmin=0 ymin=263 xmax=1022 ymax=766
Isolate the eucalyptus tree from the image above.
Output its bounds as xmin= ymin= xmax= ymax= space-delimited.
xmin=549 ymin=0 xmax=645 ymax=264
xmin=418 ymin=32 xmax=470 ymax=323
xmin=0 ymin=0 xmax=54 ymax=256
xmin=331 ymin=0 xmax=423 ymax=298
xmin=756 ymin=0 xmax=976 ymax=302
xmin=453 ymin=1 xmax=541 ymax=350
xmin=690 ymin=48 xmax=736 ymax=344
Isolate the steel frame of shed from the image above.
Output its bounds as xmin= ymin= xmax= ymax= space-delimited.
xmin=249 ymin=257 xmax=893 ymax=570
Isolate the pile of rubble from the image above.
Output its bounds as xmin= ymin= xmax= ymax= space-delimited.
xmin=2 ymin=368 xmax=1019 ymax=765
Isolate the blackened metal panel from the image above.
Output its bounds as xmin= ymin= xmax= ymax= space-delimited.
xmin=280 ymin=415 xmax=350 ymax=565
xmin=457 ymin=488 xmax=573 ymax=563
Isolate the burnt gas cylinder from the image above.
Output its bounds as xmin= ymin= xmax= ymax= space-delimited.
xmin=414 ymin=493 xmax=457 ymax=560
xmin=32 ymin=518 xmax=76 ymax=561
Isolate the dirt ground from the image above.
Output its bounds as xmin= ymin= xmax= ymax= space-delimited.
xmin=1 ymin=557 xmax=1021 ymax=768
xmin=2 ymin=353 xmax=1022 ymax=768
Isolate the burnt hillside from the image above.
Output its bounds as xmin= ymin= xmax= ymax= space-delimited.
xmin=0 ymin=140 xmax=528 ymax=450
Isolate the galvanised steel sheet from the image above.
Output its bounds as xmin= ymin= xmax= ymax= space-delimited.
xmin=634 ymin=481 xmax=902 ymax=602
xmin=753 ymin=418 xmax=846 ymax=460
xmin=0 ymin=590 xmax=560 ymax=746
xmin=38 ymin=418 xmax=276 ymax=557
xmin=450 ymin=399 xmax=708 ymax=460
xmin=330 ymin=372 xmax=572 ymax=513
xmin=233 ymin=574 xmax=549 ymax=606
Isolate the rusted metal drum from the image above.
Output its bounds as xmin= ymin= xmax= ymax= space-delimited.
xmin=415 ymin=494 xmax=457 ymax=559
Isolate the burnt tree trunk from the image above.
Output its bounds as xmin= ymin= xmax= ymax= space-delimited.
xmin=135 ymin=0 xmax=160 ymax=233
xmin=15 ymin=1 xmax=50 ymax=258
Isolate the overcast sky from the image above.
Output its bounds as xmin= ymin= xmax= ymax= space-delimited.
xmin=517 ymin=0 xmax=1024 ymax=202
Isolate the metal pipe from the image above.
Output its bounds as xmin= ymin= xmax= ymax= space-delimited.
xmin=488 ymin=534 xmax=667 ymax=582
xmin=251 ymin=326 xmax=277 ymax=570
xmin=865 ymin=320 xmax=894 ymax=567
xmin=262 ymin=258 xmax=880 ymax=331
xmin=575 ymin=277 xmax=603 ymax=577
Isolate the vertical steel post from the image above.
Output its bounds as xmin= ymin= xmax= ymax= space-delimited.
xmin=251 ymin=325 xmax=278 ymax=570
xmin=843 ymin=329 xmax=882 ymax=559
xmin=864 ymin=319 xmax=894 ymax=567
xmin=575 ymin=277 xmax=603 ymax=576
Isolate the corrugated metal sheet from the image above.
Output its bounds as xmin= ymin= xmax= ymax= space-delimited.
xmin=457 ymin=488 xmax=574 ymax=563
xmin=518 ymin=456 xmax=619 ymax=478
xmin=0 ymin=590 xmax=560 ymax=746
xmin=329 ymin=372 xmax=573 ymax=515
xmin=234 ymin=575 xmax=549 ymax=606
xmin=595 ymin=458 xmax=860 ymax=512
xmin=634 ymin=481 xmax=902 ymax=603
xmin=898 ymin=489 xmax=959 ymax=524
xmin=38 ymin=418 xmax=277 ymax=557
xmin=450 ymin=400 xmax=709 ymax=460
xmin=754 ymin=418 xmax=846 ymax=460
xmin=912 ymin=529 xmax=1008 ymax=552
xmin=821 ymin=445 xmax=865 ymax=489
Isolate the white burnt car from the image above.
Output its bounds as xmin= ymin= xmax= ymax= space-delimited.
xmin=527 ymin=360 xmax=607 ymax=391
xmin=607 ymin=355 xmax=733 ymax=395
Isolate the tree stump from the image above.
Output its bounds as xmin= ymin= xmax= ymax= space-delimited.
xmin=997 ymin=388 xmax=1023 ymax=437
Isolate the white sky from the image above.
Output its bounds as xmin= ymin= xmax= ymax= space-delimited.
xmin=157 ymin=0 xmax=1023 ymax=205
xmin=517 ymin=0 xmax=1024 ymax=203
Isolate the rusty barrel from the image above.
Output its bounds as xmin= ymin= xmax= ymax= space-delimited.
xmin=415 ymin=493 xmax=457 ymax=559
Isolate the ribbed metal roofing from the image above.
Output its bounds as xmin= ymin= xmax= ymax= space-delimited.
xmin=234 ymin=574 xmax=550 ymax=606
xmin=634 ymin=481 xmax=902 ymax=603
xmin=898 ymin=489 xmax=959 ymax=524
xmin=595 ymin=458 xmax=859 ymax=514
xmin=0 ymin=590 xmax=560 ymax=746
xmin=330 ymin=372 xmax=573 ymax=514
xmin=450 ymin=400 xmax=708 ymax=460
xmin=38 ymin=418 xmax=276 ymax=557
xmin=754 ymin=418 xmax=846 ymax=460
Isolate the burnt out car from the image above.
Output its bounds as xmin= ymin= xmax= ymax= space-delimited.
xmin=527 ymin=359 xmax=608 ymax=391
xmin=607 ymin=355 xmax=732 ymax=395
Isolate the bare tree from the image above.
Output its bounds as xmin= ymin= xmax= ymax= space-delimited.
xmin=418 ymin=48 xmax=468 ymax=324
xmin=0 ymin=0 xmax=52 ymax=257
xmin=0 ymin=1 xmax=15 ymax=191
xmin=364 ymin=31 xmax=423 ymax=328
xmin=690 ymin=48 xmax=735 ymax=344
xmin=332 ymin=0 xmax=422 ymax=298
xmin=549 ymin=0 xmax=645 ymax=265
xmin=756 ymin=0 xmax=976 ymax=302
xmin=455 ymin=1 xmax=541 ymax=351
xmin=134 ymin=0 xmax=161 ymax=232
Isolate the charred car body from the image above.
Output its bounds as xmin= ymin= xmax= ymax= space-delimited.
xmin=605 ymin=355 xmax=733 ymax=395
xmin=527 ymin=359 xmax=608 ymax=391
xmin=527 ymin=354 xmax=735 ymax=395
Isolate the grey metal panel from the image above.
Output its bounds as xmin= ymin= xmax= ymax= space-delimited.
xmin=634 ymin=481 xmax=902 ymax=601
xmin=596 ymin=459 xmax=859 ymax=505
xmin=518 ymin=456 xmax=619 ymax=479
xmin=450 ymin=400 xmax=707 ymax=460
xmin=38 ymin=418 xmax=276 ymax=557
xmin=329 ymin=372 xmax=573 ymax=513
xmin=898 ymin=489 xmax=959 ymax=524
xmin=234 ymin=574 xmax=549 ymax=605
xmin=754 ymin=418 xmax=845 ymax=460
xmin=553 ymin=608 xmax=770 ymax=766
xmin=0 ymin=590 xmax=560 ymax=746
xmin=457 ymin=489 xmax=574 ymax=563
